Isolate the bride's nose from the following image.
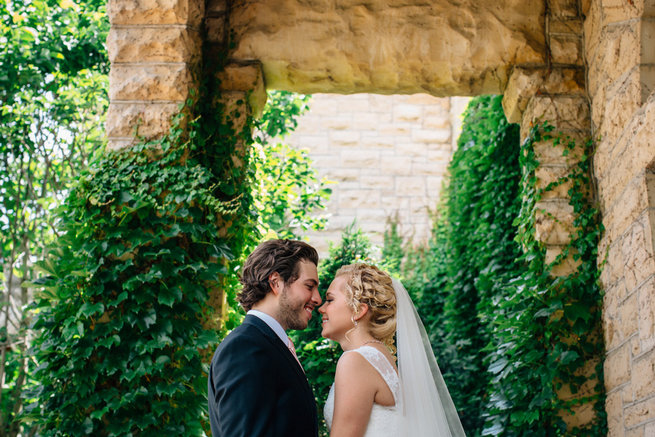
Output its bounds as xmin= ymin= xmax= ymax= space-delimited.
xmin=318 ymin=302 xmax=326 ymax=314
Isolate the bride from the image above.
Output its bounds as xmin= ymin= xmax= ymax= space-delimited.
xmin=318 ymin=263 xmax=466 ymax=437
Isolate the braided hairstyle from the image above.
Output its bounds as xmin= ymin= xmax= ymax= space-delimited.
xmin=335 ymin=263 xmax=397 ymax=353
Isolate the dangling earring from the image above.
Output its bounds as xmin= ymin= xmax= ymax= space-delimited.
xmin=351 ymin=315 xmax=358 ymax=327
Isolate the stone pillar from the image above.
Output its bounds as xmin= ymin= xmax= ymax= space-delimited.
xmin=106 ymin=0 xmax=204 ymax=150
xmin=586 ymin=0 xmax=655 ymax=434
xmin=502 ymin=2 xmax=597 ymax=429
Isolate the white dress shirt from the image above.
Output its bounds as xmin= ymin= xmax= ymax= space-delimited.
xmin=247 ymin=309 xmax=289 ymax=346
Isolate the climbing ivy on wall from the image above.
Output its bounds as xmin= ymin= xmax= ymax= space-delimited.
xmin=400 ymin=96 xmax=606 ymax=436
xmin=481 ymin=123 xmax=606 ymax=436
xmin=26 ymin=58 xmax=256 ymax=433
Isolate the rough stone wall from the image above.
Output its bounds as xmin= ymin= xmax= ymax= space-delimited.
xmin=227 ymin=0 xmax=545 ymax=96
xmin=585 ymin=0 xmax=655 ymax=435
xmin=285 ymin=93 xmax=468 ymax=256
xmin=106 ymin=0 xmax=205 ymax=150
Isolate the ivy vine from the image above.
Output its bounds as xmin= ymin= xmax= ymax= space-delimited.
xmin=26 ymin=50 xmax=256 ymax=434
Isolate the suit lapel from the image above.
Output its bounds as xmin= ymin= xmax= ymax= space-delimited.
xmin=243 ymin=315 xmax=310 ymax=385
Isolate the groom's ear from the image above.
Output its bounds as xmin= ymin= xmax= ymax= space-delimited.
xmin=268 ymin=272 xmax=282 ymax=295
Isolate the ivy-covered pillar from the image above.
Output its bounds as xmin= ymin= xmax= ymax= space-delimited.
xmin=503 ymin=4 xmax=607 ymax=424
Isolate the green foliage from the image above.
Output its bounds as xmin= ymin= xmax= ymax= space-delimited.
xmin=482 ymin=124 xmax=606 ymax=436
xmin=291 ymin=223 xmax=375 ymax=437
xmin=393 ymin=96 xmax=605 ymax=436
xmin=26 ymin=43 xmax=257 ymax=431
xmin=251 ymin=92 xmax=332 ymax=239
xmin=407 ymin=95 xmax=523 ymax=435
xmin=0 ymin=0 xmax=109 ymax=434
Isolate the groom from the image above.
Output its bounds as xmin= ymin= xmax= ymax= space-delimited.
xmin=208 ymin=239 xmax=322 ymax=437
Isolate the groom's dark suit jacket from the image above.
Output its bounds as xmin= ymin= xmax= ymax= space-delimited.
xmin=208 ymin=314 xmax=318 ymax=437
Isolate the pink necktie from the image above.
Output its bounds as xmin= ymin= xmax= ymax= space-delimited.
xmin=287 ymin=338 xmax=304 ymax=372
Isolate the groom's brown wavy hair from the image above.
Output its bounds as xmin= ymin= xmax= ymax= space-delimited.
xmin=238 ymin=239 xmax=319 ymax=311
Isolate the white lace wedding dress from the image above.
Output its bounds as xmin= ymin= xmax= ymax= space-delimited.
xmin=324 ymin=345 xmax=399 ymax=437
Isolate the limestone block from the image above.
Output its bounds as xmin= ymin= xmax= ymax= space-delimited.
xmin=336 ymin=97 xmax=370 ymax=113
xmin=427 ymin=176 xmax=445 ymax=192
xmin=393 ymin=104 xmax=422 ymax=122
xmin=396 ymin=142 xmax=428 ymax=158
xmin=360 ymin=175 xmax=393 ymax=190
xmin=641 ymin=65 xmax=655 ymax=103
xmin=604 ymin=281 xmax=629 ymax=347
xmin=107 ymin=26 xmax=201 ymax=63
xmin=380 ymin=155 xmax=412 ymax=174
xmin=106 ymin=102 xmax=184 ymax=139
xmin=595 ymin=71 xmax=641 ymax=148
xmin=535 ymin=165 xmax=576 ymax=199
xmin=412 ymin=128 xmax=450 ymax=144
xmin=378 ymin=125 xmax=411 ymax=137
xmin=626 ymin=426 xmax=645 ymax=437
xmin=601 ymin=179 xmax=649 ymax=248
xmin=604 ymin=240 xmax=626 ymax=289
xmin=633 ymin=348 xmax=655 ymax=400
xmin=109 ymin=64 xmax=194 ymax=101
xmin=503 ymin=68 xmax=585 ymax=124
xmin=324 ymin=117 xmax=354 ymax=131
xmin=588 ymin=21 xmax=639 ymax=99
xmin=329 ymin=168 xmax=359 ymax=183
xmin=639 ymin=278 xmax=655 ymax=352
xmin=412 ymin=161 xmax=443 ymax=176
xmin=547 ymin=0 xmax=579 ymax=17
xmin=647 ymin=421 xmax=655 ymax=436
xmin=604 ymin=342 xmax=631 ymax=392
xmin=228 ymin=0 xmax=545 ymax=95
xmin=623 ymin=383 xmax=635 ymax=405
xmin=584 ymin=0 xmax=603 ymax=66
xmin=338 ymin=190 xmax=381 ymax=209
xmin=357 ymin=209 xmax=389 ymax=223
xmin=353 ymin=113 xmax=381 ymax=127
xmin=314 ymin=155 xmax=342 ymax=171
xmin=550 ymin=34 xmax=583 ymax=65
xmin=549 ymin=17 xmax=584 ymax=34
xmin=605 ymin=390 xmax=624 ymax=437
xmin=621 ymin=217 xmax=655 ymax=291
xmin=625 ymin=396 xmax=655 ymax=428
xmin=108 ymin=0 xmax=203 ymax=27
xmin=360 ymin=135 xmax=395 ymax=148
xmin=545 ymin=245 xmax=582 ymax=276
xmin=217 ymin=63 xmax=267 ymax=117
xmin=520 ymin=95 xmax=590 ymax=140
xmin=602 ymin=0 xmax=642 ymax=24
xmin=380 ymin=196 xmax=411 ymax=212
xmin=331 ymin=130 xmax=361 ymax=146
xmin=395 ymin=176 xmax=426 ymax=196
xmin=532 ymin=133 xmax=587 ymax=166
xmin=557 ymin=359 xmax=601 ymax=428
xmin=535 ymin=200 xmax=576 ymax=245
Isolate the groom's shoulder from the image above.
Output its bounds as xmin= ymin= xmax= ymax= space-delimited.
xmin=217 ymin=316 xmax=271 ymax=351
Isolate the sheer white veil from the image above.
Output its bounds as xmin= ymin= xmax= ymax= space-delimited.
xmin=393 ymin=278 xmax=466 ymax=437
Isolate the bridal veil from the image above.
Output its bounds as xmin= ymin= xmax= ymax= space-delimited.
xmin=393 ymin=278 xmax=466 ymax=437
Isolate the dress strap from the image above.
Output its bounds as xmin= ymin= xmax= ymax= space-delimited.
xmin=348 ymin=345 xmax=400 ymax=404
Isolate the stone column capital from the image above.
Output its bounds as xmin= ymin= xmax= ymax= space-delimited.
xmin=502 ymin=67 xmax=585 ymax=123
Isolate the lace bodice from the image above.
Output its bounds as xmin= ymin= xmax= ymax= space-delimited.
xmin=324 ymin=345 xmax=400 ymax=436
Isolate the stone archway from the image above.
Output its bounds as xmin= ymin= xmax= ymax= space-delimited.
xmin=106 ymin=0 xmax=655 ymax=434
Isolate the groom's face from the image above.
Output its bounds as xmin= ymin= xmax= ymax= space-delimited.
xmin=276 ymin=260 xmax=321 ymax=330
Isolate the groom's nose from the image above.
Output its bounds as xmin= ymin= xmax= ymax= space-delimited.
xmin=311 ymin=288 xmax=322 ymax=306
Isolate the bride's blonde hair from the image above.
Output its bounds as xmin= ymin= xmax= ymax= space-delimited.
xmin=335 ymin=263 xmax=396 ymax=353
